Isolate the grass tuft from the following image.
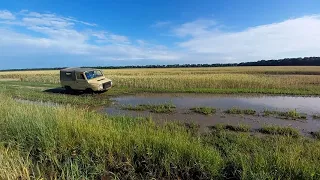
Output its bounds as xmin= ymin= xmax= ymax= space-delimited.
xmin=210 ymin=123 xmax=251 ymax=132
xmin=313 ymin=114 xmax=320 ymax=119
xmin=190 ymin=107 xmax=216 ymax=115
xmin=225 ymin=107 xmax=256 ymax=115
xmin=263 ymin=109 xmax=307 ymax=120
xmin=258 ymin=125 xmax=300 ymax=137
xmin=122 ymin=103 xmax=176 ymax=113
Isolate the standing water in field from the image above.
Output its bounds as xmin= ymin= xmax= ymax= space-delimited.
xmin=103 ymin=94 xmax=320 ymax=132
xmin=110 ymin=94 xmax=320 ymax=114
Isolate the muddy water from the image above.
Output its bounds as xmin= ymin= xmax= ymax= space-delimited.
xmin=103 ymin=94 xmax=320 ymax=132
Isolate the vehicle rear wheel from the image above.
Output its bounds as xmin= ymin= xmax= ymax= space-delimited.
xmin=65 ymin=86 xmax=73 ymax=93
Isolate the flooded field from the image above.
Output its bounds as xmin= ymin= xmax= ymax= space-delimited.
xmin=103 ymin=94 xmax=320 ymax=132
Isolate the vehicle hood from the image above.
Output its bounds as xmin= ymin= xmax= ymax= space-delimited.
xmin=87 ymin=77 xmax=112 ymax=84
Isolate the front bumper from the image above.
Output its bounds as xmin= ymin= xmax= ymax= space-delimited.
xmin=96 ymin=81 xmax=112 ymax=91
xmin=102 ymin=81 xmax=112 ymax=90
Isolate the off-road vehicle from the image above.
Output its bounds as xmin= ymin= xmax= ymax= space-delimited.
xmin=60 ymin=68 xmax=112 ymax=92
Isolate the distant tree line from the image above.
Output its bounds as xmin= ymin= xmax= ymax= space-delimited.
xmin=1 ymin=57 xmax=320 ymax=72
xmin=238 ymin=57 xmax=320 ymax=66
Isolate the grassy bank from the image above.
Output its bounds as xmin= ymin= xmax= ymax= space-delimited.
xmin=0 ymin=94 xmax=221 ymax=179
xmin=1 ymin=66 xmax=320 ymax=95
xmin=1 ymin=94 xmax=320 ymax=179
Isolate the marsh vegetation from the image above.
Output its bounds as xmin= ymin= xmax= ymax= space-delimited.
xmin=1 ymin=66 xmax=320 ymax=179
xmin=2 ymin=94 xmax=320 ymax=179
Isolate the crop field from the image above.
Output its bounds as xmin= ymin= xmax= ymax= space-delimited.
xmin=1 ymin=66 xmax=320 ymax=179
xmin=1 ymin=66 xmax=320 ymax=95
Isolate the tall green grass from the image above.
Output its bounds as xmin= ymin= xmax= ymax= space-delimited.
xmin=0 ymin=94 xmax=221 ymax=179
xmin=1 ymin=93 xmax=320 ymax=179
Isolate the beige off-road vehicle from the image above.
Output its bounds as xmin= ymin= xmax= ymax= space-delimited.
xmin=60 ymin=68 xmax=112 ymax=92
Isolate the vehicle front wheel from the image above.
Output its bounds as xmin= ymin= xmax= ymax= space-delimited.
xmin=85 ymin=88 xmax=94 ymax=94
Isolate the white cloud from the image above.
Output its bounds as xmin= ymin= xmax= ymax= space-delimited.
xmin=64 ymin=17 xmax=97 ymax=27
xmin=136 ymin=39 xmax=146 ymax=46
xmin=173 ymin=19 xmax=216 ymax=37
xmin=177 ymin=16 xmax=320 ymax=61
xmin=109 ymin=34 xmax=130 ymax=43
xmin=151 ymin=21 xmax=171 ymax=28
xmin=0 ymin=9 xmax=179 ymax=67
xmin=0 ymin=10 xmax=15 ymax=20
xmin=92 ymin=31 xmax=130 ymax=44
xmin=22 ymin=17 xmax=73 ymax=28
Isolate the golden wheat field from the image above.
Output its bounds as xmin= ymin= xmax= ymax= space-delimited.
xmin=1 ymin=66 xmax=320 ymax=94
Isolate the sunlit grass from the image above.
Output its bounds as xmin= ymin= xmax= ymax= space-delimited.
xmin=0 ymin=145 xmax=32 ymax=180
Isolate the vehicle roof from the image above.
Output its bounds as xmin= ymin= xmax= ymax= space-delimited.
xmin=60 ymin=67 xmax=97 ymax=73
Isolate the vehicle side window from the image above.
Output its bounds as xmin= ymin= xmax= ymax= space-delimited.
xmin=77 ymin=73 xmax=85 ymax=80
xmin=63 ymin=72 xmax=73 ymax=81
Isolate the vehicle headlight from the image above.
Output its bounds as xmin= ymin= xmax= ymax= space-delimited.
xmin=98 ymin=84 xmax=103 ymax=89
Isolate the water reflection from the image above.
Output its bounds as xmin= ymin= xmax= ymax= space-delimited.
xmin=111 ymin=94 xmax=320 ymax=114
xmin=103 ymin=94 xmax=320 ymax=132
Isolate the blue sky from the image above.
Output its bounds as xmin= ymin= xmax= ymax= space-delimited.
xmin=1 ymin=0 xmax=320 ymax=69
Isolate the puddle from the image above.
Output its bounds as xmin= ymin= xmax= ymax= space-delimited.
xmin=110 ymin=94 xmax=320 ymax=114
xmin=102 ymin=94 xmax=320 ymax=132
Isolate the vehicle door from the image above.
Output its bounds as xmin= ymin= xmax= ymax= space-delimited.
xmin=75 ymin=72 xmax=88 ymax=90
xmin=62 ymin=71 xmax=75 ymax=88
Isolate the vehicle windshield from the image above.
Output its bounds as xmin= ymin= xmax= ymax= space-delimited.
xmin=85 ymin=70 xmax=104 ymax=80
